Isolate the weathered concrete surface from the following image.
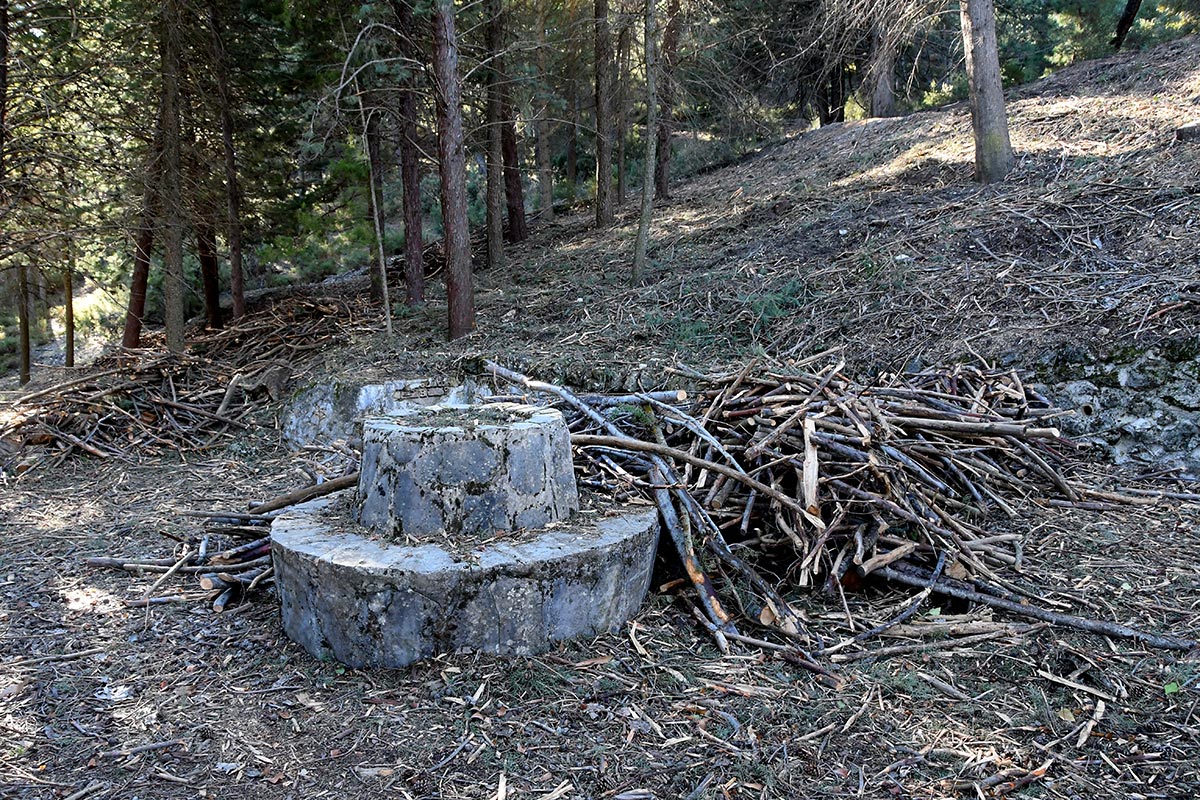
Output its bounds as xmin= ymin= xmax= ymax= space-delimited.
xmin=272 ymin=501 xmax=659 ymax=668
xmin=281 ymin=378 xmax=475 ymax=449
xmin=357 ymin=404 xmax=579 ymax=540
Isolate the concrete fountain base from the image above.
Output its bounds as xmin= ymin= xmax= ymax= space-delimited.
xmin=271 ymin=500 xmax=658 ymax=668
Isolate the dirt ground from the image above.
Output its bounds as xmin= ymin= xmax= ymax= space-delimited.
xmin=2 ymin=447 xmax=1199 ymax=799
xmin=4 ymin=36 xmax=1200 ymax=800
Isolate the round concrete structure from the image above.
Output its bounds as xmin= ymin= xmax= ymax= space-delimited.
xmin=357 ymin=404 xmax=579 ymax=541
xmin=271 ymin=500 xmax=658 ymax=668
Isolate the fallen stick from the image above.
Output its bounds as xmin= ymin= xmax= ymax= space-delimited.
xmin=9 ymin=647 xmax=105 ymax=667
xmin=248 ymin=472 xmax=358 ymax=515
xmin=97 ymin=739 xmax=185 ymax=759
xmin=878 ymin=565 xmax=1197 ymax=651
xmin=573 ymin=433 xmax=820 ymax=526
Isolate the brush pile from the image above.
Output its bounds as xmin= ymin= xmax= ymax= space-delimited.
xmin=484 ymin=359 xmax=1197 ymax=654
xmin=0 ymin=296 xmax=369 ymax=474
xmin=85 ymin=519 xmax=276 ymax=612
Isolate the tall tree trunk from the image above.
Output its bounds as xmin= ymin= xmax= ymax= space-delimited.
xmin=500 ymin=95 xmax=527 ymax=242
xmin=160 ymin=0 xmax=186 ymax=353
xmin=363 ymin=108 xmax=387 ymax=304
xmin=208 ymin=2 xmax=245 ymax=320
xmin=432 ymin=0 xmax=474 ymax=340
xmin=566 ymin=70 xmax=578 ymax=199
xmin=494 ymin=0 xmax=527 ymax=243
xmin=485 ymin=0 xmax=505 ymax=270
xmin=654 ymin=0 xmax=680 ymax=200
xmin=196 ymin=223 xmax=223 ymax=330
xmin=362 ymin=105 xmax=394 ymax=336
xmin=593 ymin=0 xmax=614 ymax=227
xmin=960 ymin=0 xmax=1013 ymax=183
xmin=614 ymin=17 xmax=631 ymax=205
xmin=535 ymin=0 xmax=553 ymax=220
xmin=632 ymin=0 xmax=658 ymax=283
xmin=16 ymin=262 xmax=29 ymax=385
xmin=63 ymin=259 xmax=74 ymax=368
xmin=868 ymin=30 xmax=897 ymax=118
xmin=392 ymin=0 xmax=424 ymax=305
xmin=122 ymin=116 xmax=164 ymax=349
xmin=122 ymin=223 xmax=156 ymax=348
xmin=0 ymin=0 xmax=8 ymax=211
xmin=1112 ymin=0 xmax=1143 ymax=50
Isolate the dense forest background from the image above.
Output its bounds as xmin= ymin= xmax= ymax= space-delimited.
xmin=1 ymin=0 xmax=1198 ymax=377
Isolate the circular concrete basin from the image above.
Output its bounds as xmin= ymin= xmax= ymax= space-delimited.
xmin=272 ymin=500 xmax=658 ymax=668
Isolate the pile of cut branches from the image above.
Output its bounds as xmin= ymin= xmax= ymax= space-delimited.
xmin=484 ymin=359 xmax=1197 ymax=656
xmin=0 ymin=296 xmax=369 ymax=474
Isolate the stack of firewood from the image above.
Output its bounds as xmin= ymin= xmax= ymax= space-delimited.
xmin=485 ymin=359 xmax=1197 ymax=655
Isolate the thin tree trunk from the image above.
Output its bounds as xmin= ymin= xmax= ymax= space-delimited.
xmin=432 ymin=0 xmax=474 ymax=340
xmin=500 ymin=94 xmax=527 ymax=242
xmin=17 ymin=262 xmax=29 ymax=384
xmin=654 ymin=0 xmax=680 ymax=200
xmin=123 ymin=105 xmax=165 ymax=349
xmin=122 ymin=223 xmax=155 ymax=349
xmin=566 ymin=71 xmax=578 ymax=199
xmin=160 ymin=0 xmax=186 ymax=353
xmin=208 ymin=2 xmax=245 ymax=320
xmin=63 ymin=260 xmax=74 ymax=368
xmin=868 ymin=30 xmax=897 ymax=118
xmin=196 ymin=223 xmax=223 ymax=330
xmin=0 ymin=0 xmax=8 ymax=211
xmin=614 ymin=17 xmax=631 ymax=205
xmin=535 ymin=0 xmax=553 ymax=220
xmin=960 ymin=0 xmax=1013 ymax=183
xmin=363 ymin=107 xmax=388 ymax=305
xmin=392 ymin=0 xmax=424 ymax=305
xmin=362 ymin=107 xmax=394 ymax=337
xmin=593 ymin=0 xmax=614 ymax=227
xmin=632 ymin=0 xmax=657 ymax=283
xmin=486 ymin=0 xmax=505 ymax=269
xmin=1112 ymin=0 xmax=1143 ymax=50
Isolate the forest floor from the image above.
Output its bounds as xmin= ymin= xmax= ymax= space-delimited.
xmin=3 ymin=37 xmax=1200 ymax=800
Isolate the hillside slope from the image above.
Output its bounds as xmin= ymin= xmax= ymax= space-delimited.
xmin=365 ymin=34 xmax=1199 ymax=386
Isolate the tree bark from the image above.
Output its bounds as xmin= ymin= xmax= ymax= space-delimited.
xmin=17 ymin=262 xmax=29 ymax=384
xmin=500 ymin=94 xmax=527 ymax=242
xmin=614 ymin=17 xmax=631 ymax=205
xmin=362 ymin=104 xmax=394 ymax=337
xmin=593 ymin=0 xmax=614 ymax=227
xmin=868 ymin=31 xmax=897 ymax=118
xmin=654 ymin=0 xmax=680 ymax=200
xmin=63 ymin=260 xmax=74 ymax=367
xmin=122 ymin=104 xmax=165 ymax=349
xmin=535 ymin=0 xmax=553 ymax=220
xmin=0 ymin=0 xmax=8 ymax=210
xmin=960 ymin=0 xmax=1013 ymax=184
xmin=122 ymin=222 xmax=156 ymax=349
xmin=486 ymin=0 xmax=506 ymax=270
xmin=392 ymin=0 xmax=425 ymax=305
xmin=566 ymin=67 xmax=578 ymax=199
xmin=160 ymin=0 xmax=187 ymax=353
xmin=1112 ymin=0 xmax=1143 ymax=50
xmin=632 ymin=0 xmax=657 ymax=283
xmin=363 ymin=109 xmax=388 ymax=304
xmin=196 ymin=223 xmax=223 ymax=330
xmin=208 ymin=2 xmax=245 ymax=320
xmin=431 ymin=0 xmax=475 ymax=340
